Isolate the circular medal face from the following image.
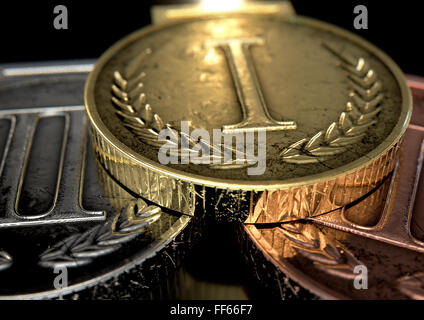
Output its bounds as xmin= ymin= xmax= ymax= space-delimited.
xmin=0 ymin=151 xmax=192 ymax=299
xmin=240 ymin=82 xmax=424 ymax=299
xmin=0 ymin=73 xmax=194 ymax=298
xmin=86 ymin=14 xmax=411 ymax=222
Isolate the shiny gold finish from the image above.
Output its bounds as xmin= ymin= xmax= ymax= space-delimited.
xmin=85 ymin=14 xmax=411 ymax=222
xmin=243 ymin=172 xmax=395 ymax=299
xmin=245 ymin=147 xmax=399 ymax=223
xmin=150 ymin=1 xmax=295 ymax=24
xmin=239 ymin=79 xmax=424 ymax=300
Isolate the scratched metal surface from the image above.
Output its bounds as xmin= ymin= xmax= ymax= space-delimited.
xmin=0 ymin=61 xmax=274 ymax=300
xmin=0 ymin=62 xmax=195 ymax=299
xmin=7 ymin=61 xmax=424 ymax=300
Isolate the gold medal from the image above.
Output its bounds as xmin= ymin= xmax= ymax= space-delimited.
xmin=85 ymin=12 xmax=411 ymax=222
xmin=240 ymin=77 xmax=424 ymax=299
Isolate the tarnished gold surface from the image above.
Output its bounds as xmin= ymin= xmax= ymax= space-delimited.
xmin=85 ymin=13 xmax=411 ymax=222
xmin=243 ymin=169 xmax=397 ymax=299
xmin=242 ymin=82 xmax=424 ymax=299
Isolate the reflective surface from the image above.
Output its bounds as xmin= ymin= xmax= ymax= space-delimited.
xmin=86 ymin=14 xmax=411 ymax=223
xmin=242 ymin=77 xmax=424 ymax=299
xmin=0 ymin=66 xmax=194 ymax=299
xmin=0 ymin=63 xmax=422 ymax=300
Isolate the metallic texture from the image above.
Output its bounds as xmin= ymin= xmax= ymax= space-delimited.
xmin=109 ymin=52 xmax=252 ymax=169
xmin=0 ymin=106 xmax=105 ymax=228
xmin=0 ymin=251 xmax=12 ymax=272
xmin=0 ymin=66 xmax=195 ymax=299
xmin=281 ymin=43 xmax=385 ymax=163
xmin=85 ymin=14 xmax=411 ymax=222
xmin=1 ymin=62 xmax=94 ymax=77
xmin=150 ymin=1 xmax=295 ymax=25
xmin=241 ymin=77 xmax=424 ymax=299
xmin=38 ymin=198 xmax=162 ymax=268
xmin=204 ymin=37 xmax=297 ymax=133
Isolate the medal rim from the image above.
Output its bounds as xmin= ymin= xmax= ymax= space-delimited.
xmin=0 ymin=215 xmax=191 ymax=300
xmin=85 ymin=14 xmax=412 ymax=191
xmin=243 ymin=224 xmax=345 ymax=299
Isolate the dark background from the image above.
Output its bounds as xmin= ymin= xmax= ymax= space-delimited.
xmin=0 ymin=0 xmax=423 ymax=76
xmin=0 ymin=0 xmax=421 ymax=301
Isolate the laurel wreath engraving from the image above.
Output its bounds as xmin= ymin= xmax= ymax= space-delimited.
xmin=278 ymin=223 xmax=362 ymax=280
xmin=38 ymin=199 xmax=161 ymax=268
xmin=280 ymin=43 xmax=384 ymax=164
xmin=0 ymin=250 xmax=12 ymax=272
xmin=111 ymin=48 xmax=251 ymax=169
xmin=112 ymin=44 xmax=383 ymax=166
xmin=397 ymin=272 xmax=424 ymax=299
xmin=251 ymin=189 xmax=362 ymax=279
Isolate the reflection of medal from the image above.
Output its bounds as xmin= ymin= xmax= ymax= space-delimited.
xmin=86 ymin=11 xmax=411 ymax=223
xmin=240 ymin=77 xmax=424 ymax=299
xmin=0 ymin=14 xmax=202 ymax=301
xmin=85 ymin=1 xmax=422 ymax=300
xmin=0 ymin=82 xmax=196 ymax=297
xmin=0 ymin=1 xmax=417 ymax=300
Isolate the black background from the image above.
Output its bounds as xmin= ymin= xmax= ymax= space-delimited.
xmin=0 ymin=0 xmax=423 ymax=76
xmin=0 ymin=0 xmax=422 ymax=302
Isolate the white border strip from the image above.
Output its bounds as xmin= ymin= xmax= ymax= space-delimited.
xmin=1 ymin=64 xmax=94 ymax=77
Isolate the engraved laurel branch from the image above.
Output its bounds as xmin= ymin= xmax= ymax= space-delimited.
xmin=397 ymin=272 xmax=424 ymax=299
xmin=111 ymin=49 xmax=251 ymax=170
xmin=280 ymin=43 xmax=384 ymax=164
xmin=0 ymin=250 xmax=12 ymax=272
xmin=279 ymin=223 xmax=362 ymax=279
xmin=38 ymin=199 xmax=161 ymax=268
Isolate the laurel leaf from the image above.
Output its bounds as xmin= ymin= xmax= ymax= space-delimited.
xmin=113 ymin=71 xmax=127 ymax=90
xmin=38 ymin=199 xmax=161 ymax=268
xmin=356 ymin=107 xmax=381 ymax=125
xmin=152 ymin=114 xmax=165 ymax=132
xmin=141 ymin=104 xmax=154 ymax=124
xmin=129 ymin=82 xmax=144 ymax=101
xmin=111 ymin=56 xmax=254 ymax=170
xmin=280 ymin=138 xmax=308 ymax=157
xmin=338 ymin=112 xmax=353 ymax=134
xmin=348 ymin=69 xmax=377 ymax=87
xmin=398 ymin=273 xmax=424 ymax=299
xmin=307 ymin=146 xmax=344 ymax=157
xmin=328 ymin=134 xmax=364 ymax=147
xmin=112 ymin=97 xmax=135 ymax=113
xmin=324 ymin=122 xmax=339 ymax=143
xmin=127 ymin=72 xmax=146 ymax=91
xmin=304 ymin=131 xmax=324 ymax=151
xmin=133 ymin=93 xmax=147 ymax=110
xmin=0 ymin=250 xmax=13 ymax=272
xmin=112 ymin=84 xmax=128 ymax=102
xmin=279 ymin=223 xmax=363 ymax=280
xmin=125 ymin=48 xmax=151 ymax=79
xmin=281 ymin=47 xmax=384 ymax=164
